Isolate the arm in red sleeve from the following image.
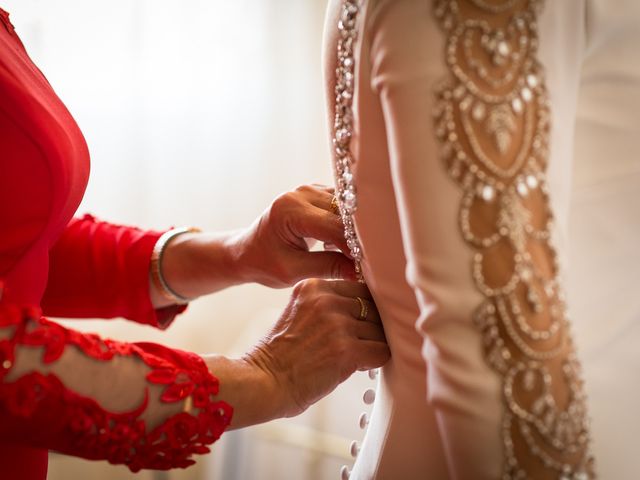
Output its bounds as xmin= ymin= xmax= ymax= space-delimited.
xmin=0 ymin=298 xmax=232 ymax=471
xmin=41 ymin=215 xmax=185 ymax=329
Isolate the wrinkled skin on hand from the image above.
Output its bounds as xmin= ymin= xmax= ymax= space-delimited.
xmin=234 ymin=184 xmax=357 ymax=287
xmin=209 ymin=279 xmax=390 ymax=428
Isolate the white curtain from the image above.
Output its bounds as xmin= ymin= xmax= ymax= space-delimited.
xmin=3 ymin=1 xmax=369 ymax=479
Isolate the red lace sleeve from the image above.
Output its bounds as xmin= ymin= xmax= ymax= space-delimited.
xmin=0 ymin=298 xmax=232 ymax=471
xmin=41 ymin=215 xmax=185 ymax=329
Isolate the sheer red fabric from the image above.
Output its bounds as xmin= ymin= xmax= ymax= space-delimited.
xmin=0 ymin=304 xmax=232 ymax=472
xmin=0 ymin=8 xmax=231 ymax=479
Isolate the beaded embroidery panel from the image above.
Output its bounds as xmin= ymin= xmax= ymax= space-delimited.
xmin=333 ymin=0 xmax=364 ymax=280
xmin=432 ymin=0 xmax=594 ymax=477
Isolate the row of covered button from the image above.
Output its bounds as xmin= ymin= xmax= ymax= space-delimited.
xmin=340 ymin=369 xmax=378 ymax=479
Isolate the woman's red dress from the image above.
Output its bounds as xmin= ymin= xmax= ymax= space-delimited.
xmin=0 ymin=8 xmax=231 ymax=479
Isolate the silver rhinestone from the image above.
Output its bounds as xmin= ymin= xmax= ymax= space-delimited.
xmin=517 ymin=181 xmax=529 ymax=196
xmin=512 ymin=97 xmax=523 ymax=113
xmin=526 ymin=174 xmax=539 ymax=189
xmin=336 ymin=128 xmax=350 ymax=144
xmin=343 ymin=190 xmax=357 ymax=211
xmin=481 ymin=185 xmax=496 ymax=202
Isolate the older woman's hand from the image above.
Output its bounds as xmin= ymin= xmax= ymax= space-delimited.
xmin=153 ymin=184 xmax=355 ymax=305
xmin=203 ymin=279 xmax=389 ymax=428
xmin=232 ymin=184 xmax=355 ymax=287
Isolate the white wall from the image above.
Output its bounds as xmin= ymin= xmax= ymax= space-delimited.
xmin=3 ymin=1 xmax=371 ymax=479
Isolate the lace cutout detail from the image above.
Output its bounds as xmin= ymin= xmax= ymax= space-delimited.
xmin=432 ymin=1 xmax=594 ymax=477
xmin=0 ymin=301 xmax=231 ymax=471
xmin=333 ymin=0 xmax=364 ymax=280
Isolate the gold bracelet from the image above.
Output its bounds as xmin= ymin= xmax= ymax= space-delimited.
xmin=150 ymin=227 xmax=201 ymax=305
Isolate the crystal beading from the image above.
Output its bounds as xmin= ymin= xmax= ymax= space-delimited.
xmin=434 ymin=1 xmax=594 ymax=477
xmin=333 ymin=0 xmax=364 ymax=279
xmin=333 ymin=4 xmax=378 ymax=479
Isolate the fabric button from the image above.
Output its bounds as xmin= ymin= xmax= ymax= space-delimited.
xmin=368 ymin=369 xmax=378 ymax=380
xmin=340 ymin=465 xmax=351 ymax=480
xmin=358 ymin=412 xmax=369 ymax=429
xmin=350 ymin=440 xmax=360 ymax=458
xmin=363 ymin=388 xmax=375 ymax=405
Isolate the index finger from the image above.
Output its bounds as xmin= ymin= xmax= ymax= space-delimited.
xmin=293 ymin=208 xmax=350 ymax=256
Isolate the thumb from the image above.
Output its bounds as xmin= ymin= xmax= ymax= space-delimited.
xmin=292 ymin=251 xmax=357 ymax=282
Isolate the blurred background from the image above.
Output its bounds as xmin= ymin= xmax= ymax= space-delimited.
xmin=2 ymin=0 xmax=373 ymax=479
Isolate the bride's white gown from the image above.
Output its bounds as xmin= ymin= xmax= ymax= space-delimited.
xmin=323 ymin=0 xmax=639 ymax=478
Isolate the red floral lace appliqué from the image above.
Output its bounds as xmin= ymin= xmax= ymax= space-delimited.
xmin=0 ymin=302 xmax=232 ymax=471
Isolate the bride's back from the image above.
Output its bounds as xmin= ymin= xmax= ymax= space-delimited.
xmin=322 ymin=1 xmax=594 ymax=478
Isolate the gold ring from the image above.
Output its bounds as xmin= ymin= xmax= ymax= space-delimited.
xmin=330 ymin=196 xmax=340 ymax=215
xmin=355 ymin=296 xmax=368 ymax=321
